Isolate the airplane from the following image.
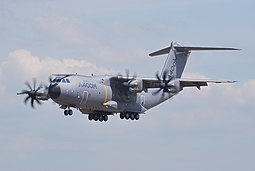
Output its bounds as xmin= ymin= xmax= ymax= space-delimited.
xmin=17 ymin=42 xmax=240 ymax=122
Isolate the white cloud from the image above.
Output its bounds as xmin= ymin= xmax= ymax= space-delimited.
xmin=2 ymin=49 xmax=113 ymax=79
xmin=214 ymin=80 xmax=255 ymax=107
xmin=181 ymin=72 xmax=255 ymax=107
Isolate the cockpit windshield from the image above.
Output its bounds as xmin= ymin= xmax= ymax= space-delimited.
xmin=52 ymin=77 xmax=71 ymax=83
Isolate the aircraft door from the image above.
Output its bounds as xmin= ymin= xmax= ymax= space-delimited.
xmin=80 ymin=91 xmax=88 ymax=105
xmin=140 ymin=95 xmax=145 ymax=106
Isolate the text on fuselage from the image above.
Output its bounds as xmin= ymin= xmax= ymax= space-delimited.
xmin=78 ymin=82 xmax=97 ymax=89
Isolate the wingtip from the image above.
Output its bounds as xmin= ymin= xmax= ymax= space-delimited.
xmin=228 ymin=80 xmax=238 ymax=83
xmin=230 ymin=47 xmax=242 ymax=51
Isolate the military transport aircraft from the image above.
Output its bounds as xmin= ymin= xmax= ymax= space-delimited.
xmin=17 ymin=42 xmax=239 ymax=122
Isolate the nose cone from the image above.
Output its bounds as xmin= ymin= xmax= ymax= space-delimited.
xmin=48 ymin=84 xmax=61 ymax=99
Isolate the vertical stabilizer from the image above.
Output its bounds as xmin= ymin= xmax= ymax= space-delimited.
xmin=160 ymin=42 xmax=190 ymax=78
xmin=160 ymin=42 xmax=177 ymax=78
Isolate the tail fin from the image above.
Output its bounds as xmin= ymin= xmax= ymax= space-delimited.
xmin=150 ymin=42 xmax=240 ymax=79
xmin=159 ymin=42 xmax=190 ymax=78
xmin=160 ymin=42 xmax=177 ymax=78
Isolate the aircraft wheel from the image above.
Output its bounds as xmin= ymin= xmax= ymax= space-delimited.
xmin=125 ymin=113 xmax=130 ymax=120
xmin=94 ymin=114 xmax=99 ymax=121
xmin=135 ymin=113 xmax=140 ymax=120
xmin=68 ymin=110 xmax=73 ymax=116
xmin=88 ymin=114 xmax=93 ymax=121
xmin=120 ymin=113 xmax=124 ymax=119
xmin=130 ymin=113 xmax=135 ymax=120
xmin=64 ymin=110 xmax=69 ymax=116
xmin=103 ymin=115 xmax=108 ymax=122
xmin=99 ymin=115 xmax=104 ymax=122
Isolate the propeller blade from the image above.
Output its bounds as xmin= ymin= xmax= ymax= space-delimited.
xmin=35 ymin=83 xmax=43 ymax=92
xmin=163 ymin=71 xmax=167 ymax=82
xmin=166 ymin=80 xmax=171 ymax=85
xmin=49 ymin=76 xmax=53 ymax=83
xmin=31 ymin=98 xmax=35 ymax=108
xmin=17 ymin=90 xmax=30 ymax=95
xmin=35 ymin=98 xmax=42 ymax=105
xmin=25 ymin=81 xmax=32 ymax=90
xmin=156 ymin=72 xmax=161 ymax=81
xmin=125 ymin=69 xmax=130 ymax=79
xmin=44 ymin=84 xmax=49 ymax=91
xmin=133 ymin=72 xmax=137 ymax=80
xmin=24 ymin=96 xmax=30 ymax=104
xmin=33 ymin=78 xmax=36 ymax=90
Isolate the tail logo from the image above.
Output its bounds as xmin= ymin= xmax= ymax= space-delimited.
xmin=169 ymin=57 xmax=176 ymax=78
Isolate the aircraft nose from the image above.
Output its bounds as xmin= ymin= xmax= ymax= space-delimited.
xmin=48 ymin=84 xmax=61 ymax=99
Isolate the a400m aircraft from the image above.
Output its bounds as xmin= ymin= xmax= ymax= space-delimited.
xmin=17 ymin=42 xmax=239 ymax=122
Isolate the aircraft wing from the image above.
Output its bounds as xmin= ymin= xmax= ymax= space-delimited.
xmin=139 ymin=77 xmax=236 ymax=88
xmin=110 ymin=76 xmax=160 ymax=90
xmin=179 ymin=79 xmax=237 ymax=89
xmin=110 ymin=76 xmax=236 ymax=91
xmin=139 ymin=78 xmax=236 ymax=90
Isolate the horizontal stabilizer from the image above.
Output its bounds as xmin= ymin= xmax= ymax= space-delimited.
xmin=149 ymin=46 xmax=240 ymax=56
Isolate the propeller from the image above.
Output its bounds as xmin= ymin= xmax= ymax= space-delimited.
xmin=118 ymin=69 xmax=137 ymax=87
xmin=153 ymin=70 xmax=177 ymax=95
xmin=17 ymin=78 xmax=43 ymax=108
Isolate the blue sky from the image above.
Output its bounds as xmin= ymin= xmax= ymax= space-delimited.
xmin=0 ymin=0 xmax=255 ymax=171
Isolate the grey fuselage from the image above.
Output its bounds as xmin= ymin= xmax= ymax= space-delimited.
xmin=49 ymin=75 xmax=175 ymax=115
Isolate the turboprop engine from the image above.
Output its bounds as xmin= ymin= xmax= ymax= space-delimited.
xmin=127 ymin=79 xmax=143 ymax=93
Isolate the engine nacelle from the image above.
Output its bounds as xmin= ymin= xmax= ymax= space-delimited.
xmin=37 ymin=89 xmax=50 ymax=101
xmin=169 ymin=79 xmax=181 ymax=92
xmin=128 ymin=79 xmax=143 ymax=93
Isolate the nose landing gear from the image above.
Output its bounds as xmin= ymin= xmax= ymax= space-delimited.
xmin=64 ymin=109 xmax=73 ymax=116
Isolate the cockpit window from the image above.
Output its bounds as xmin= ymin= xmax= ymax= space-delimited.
xmin=51 ymin=77 xmax=70 ymax=83
xmin=52 ymin=78 xmax=57 ymax=83
xmin=52 ymin=78 xmax=61 ymax=83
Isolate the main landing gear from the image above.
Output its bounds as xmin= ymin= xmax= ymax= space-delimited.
xmin=88 ymin=114 xmax=108 ymax=122
xmin=120 ymin=112 xmax=140 ymax=120
xmin=64 ymin=109 xmax=73 ymax=116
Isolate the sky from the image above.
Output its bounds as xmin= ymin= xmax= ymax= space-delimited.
xmin=0 ymin=0 xmax=255 ymax=171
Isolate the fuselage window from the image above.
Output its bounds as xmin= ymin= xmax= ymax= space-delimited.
xmin=66 ymin=79 xmax=70 ymax=83
xmin=62 ymin=79 xmax=66 ymax=83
